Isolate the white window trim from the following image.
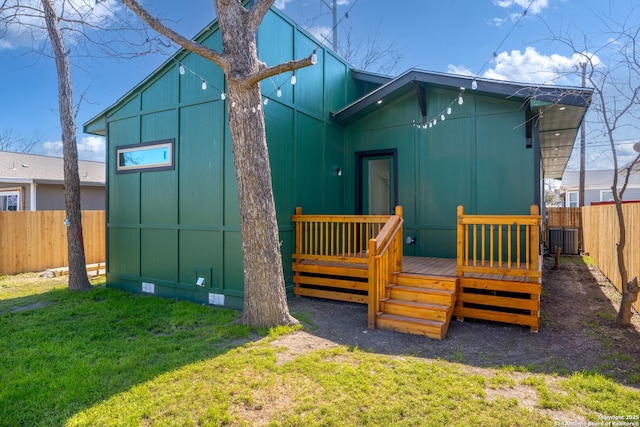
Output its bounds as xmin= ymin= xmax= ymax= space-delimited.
xmin=566 ymin=191 xmax=579 ymax=207
xmin=600 ymin=189 xmax=614 ymax=202
xmin=0 ymin=189 xmax=21 ymax=211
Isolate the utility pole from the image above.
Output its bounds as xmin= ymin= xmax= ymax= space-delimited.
xmin=320 ymin=0 xmax=338 ymax=51
xmin=579 ymin=62 xmax=587 ymax=208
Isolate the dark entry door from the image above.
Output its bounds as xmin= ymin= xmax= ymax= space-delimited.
xmin=356 ymin=150 xmax=398 ymax=215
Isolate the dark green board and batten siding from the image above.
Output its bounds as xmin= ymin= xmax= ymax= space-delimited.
xmin=103 ymin=9 xmax=354 ymax=308
xmin=343 ymin=87 xmax=537 ymax=259
xmin=95 ymin=7 xmax=544 ymax=308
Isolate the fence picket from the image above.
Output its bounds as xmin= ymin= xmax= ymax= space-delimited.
xmin=0 ymin=210 xmax=105 ymax=275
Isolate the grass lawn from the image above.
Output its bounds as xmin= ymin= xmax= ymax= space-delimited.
xmin=1 ymin=273 xmax=639 ymax=426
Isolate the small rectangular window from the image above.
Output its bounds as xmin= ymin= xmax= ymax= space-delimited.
xmin=567 ymin=191 xmax=578 ymax=208
xmin=116 ymin=139 xmax=174 ymax=173
xmin=600 ymin=190 xmax=614 ymax=202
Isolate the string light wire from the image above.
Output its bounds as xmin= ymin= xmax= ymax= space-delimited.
xmin=413 ymin=0 xmax=537 ymax=131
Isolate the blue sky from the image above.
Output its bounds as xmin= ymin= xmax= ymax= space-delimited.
xmin=1 ymin=0 xmax=639 ymax=172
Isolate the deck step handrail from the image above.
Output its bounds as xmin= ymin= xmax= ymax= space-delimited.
xmin=456 ymin=205 xmax=541 ymax=281
xmin=368 ymin=207 xmax=404 ymax=329
xmin=292 ymin=207 xmax=390 ymax=263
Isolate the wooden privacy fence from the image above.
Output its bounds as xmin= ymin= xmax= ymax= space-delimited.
xmin=0 ymin=210 xmax=105 ymax=275
xmin=582 ymin=202 xmax=640 ymax=313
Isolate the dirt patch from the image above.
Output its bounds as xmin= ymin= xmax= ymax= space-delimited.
xmin=269 ymin=331 xmax=339 ymax=366
xmin=10 ymin=301 xmax=54 ymax=312
xmin=287 ymin=256 xmax=640 ymax=385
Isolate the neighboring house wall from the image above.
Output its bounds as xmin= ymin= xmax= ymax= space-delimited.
xmin=562 ymin=170 xmax=640 ymax=206
xmin=344 ymin=89 xmax=537 ymax=258
xmin=0 ymin=151 xmax=105 ymax=210
xmin=36 ymin=184 xmax=105 ymax=210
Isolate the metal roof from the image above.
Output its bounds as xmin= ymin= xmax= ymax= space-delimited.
xmin=333 ymin=69 xmax=593 ymax=180
xmin=0 ymin=151 xmax=105 ymax=186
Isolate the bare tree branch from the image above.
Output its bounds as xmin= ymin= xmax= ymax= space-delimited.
xmin=248 ymin=0 xmax=274 ymax=33
xmin=245 ymin=55 xmax=315 ymax=88
xmin=120 ymin=0 xmax=230 ymax=72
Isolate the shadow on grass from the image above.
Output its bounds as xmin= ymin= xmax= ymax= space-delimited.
xmin=0 ymin=282 xmax=261 ymax=427
xmin=288 ymin=255 xmax=640 ymax=387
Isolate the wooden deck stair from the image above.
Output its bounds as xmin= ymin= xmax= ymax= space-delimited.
xmin=375 ymin=273 xmax=457 ymax=340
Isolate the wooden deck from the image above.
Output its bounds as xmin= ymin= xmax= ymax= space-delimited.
xmin=402 ymin=256 xmax=457 ymax=276
xmin=292 ymin=206 xmax=542 ymax=339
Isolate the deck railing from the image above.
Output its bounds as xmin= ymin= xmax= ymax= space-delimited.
xmin=292 ymin=207 xmax=390 ymax=263
xmin=456 ymin=205 xmax=541 ymax=281
xmin=367 ymin=207 xmax=404 ymax=328
xmin=292 ymin=206 xmax=404 ymax=328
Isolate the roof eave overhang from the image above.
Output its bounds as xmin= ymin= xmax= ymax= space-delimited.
xmin=331 ymin=69 xmax=592 ymax=181
xmin=332 ymin=69 xmax=592 ymax=125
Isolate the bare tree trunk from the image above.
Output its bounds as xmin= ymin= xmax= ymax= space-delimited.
xmin=218 ymin=1 xmax=297 ymax=327
xmin=227 ymin=81 xmax=297 ymax=327
xmin=42 ymin=0 xmax=90 ymax=291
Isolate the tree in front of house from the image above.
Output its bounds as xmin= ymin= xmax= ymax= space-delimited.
xmin=120 ymin=0 xmax=319 ymax=327
xmin=550 ymin=17 xmax=640 ymax=324
xmin=0 ymin=0 xmax=154 ymax=290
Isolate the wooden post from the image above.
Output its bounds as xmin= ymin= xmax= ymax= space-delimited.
xmin=395 ymin=205 xmax=403 ymax=272
xmin=367 ymin=238 xmax=378 ymax=329
xmin=293 ymin=207 xmax=302 ymax=297
xmin=456 ymin=206 xmax=465 ymax=322
xmin=294 ymin=207 xmax=302 ymax=258
xmin=456 ymin=205 xmax=464 ymax=275
xmin=529 ymin=205 xmax=540 ymax=281
xmin=553 ymin=246 xmax=561 ymax=270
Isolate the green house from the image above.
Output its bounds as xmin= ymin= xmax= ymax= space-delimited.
xmin=84 ymin=7 xmax=591 ymax=331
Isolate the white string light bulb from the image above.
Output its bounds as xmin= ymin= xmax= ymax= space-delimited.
xmin=290 ymin=74 xmax=297 ymax=85
xmin=179 ymin=63 xmax=185 ymax=75
xmin=447 ymin=107 xmax=452 ymax=115
xmin=201 ymin=80 xmax=207 ymax=90
xmin=231 ymin=101 xmax=236 ymax=108
xmin=311 ymin=52 xmax=318 ymax=65
xmin=441 ymin=114 xmax=445 ymax=121
xmin=220 ymin=92 xmax=227 ymax=100
xmin=276 ymin=88 xmax=282 ymax=98
xmin=471 ymin=79 xmax=478 ymax=90
xmin=263 ymin=98 xmax=269 ymax=106
xmin=458 ymin=96 xmax=464 ymax=105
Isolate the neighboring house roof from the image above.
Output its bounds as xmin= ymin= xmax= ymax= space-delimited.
xmin=562 ymin=169 xmax=640 ymax=190
xmin=332 ymin=69 xmax=592 ymax=180
xmin=0 ymin=151 xmax=105 ymax=186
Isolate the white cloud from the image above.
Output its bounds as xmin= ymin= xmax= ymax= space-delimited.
xmin=307 ymin=25 xmax=333 ymax=46
xmin=42 ymin=135 xmax=105 ymax=162
xmin=493 ymin=0 xmax=549 ymax=15
xmin=0 ymin=0 xmax=121 ymax=50
xmin=274 ymin=0 xmax=295 ymax=9
xmin=446 ymin=64 xmax=474 ymax=76
xmin=470 ymin=47 xmax=599 ymax=86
